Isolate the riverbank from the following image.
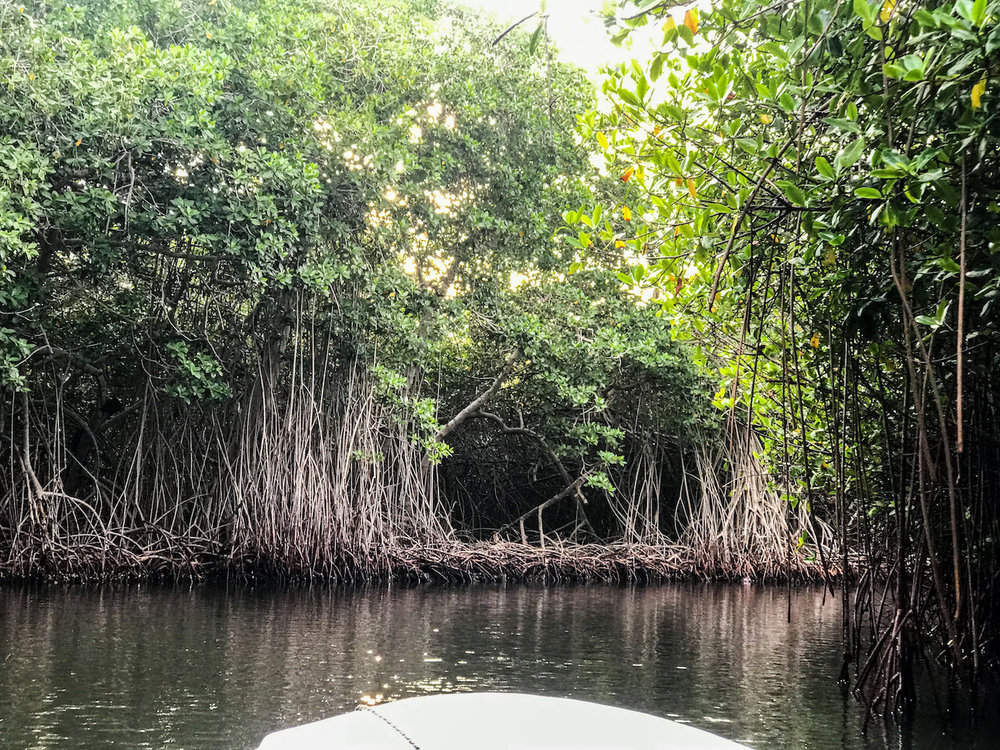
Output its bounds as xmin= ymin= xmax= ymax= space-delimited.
xmin=0 ymin=539 xmax=842 ymax=585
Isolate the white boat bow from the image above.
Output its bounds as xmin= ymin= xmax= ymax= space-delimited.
xmin=256 ymin=692 xmax=753 ymax=749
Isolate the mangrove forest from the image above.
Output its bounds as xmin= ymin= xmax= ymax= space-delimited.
xmin=2 ymin=0 xmax=999 ymax=726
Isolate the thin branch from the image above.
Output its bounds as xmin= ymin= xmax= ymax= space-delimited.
xmin=492 ymin=12 xmax=537 ymax=46
xmin=957 ymin=158 xmax=967 ymax=454
xmin=708 ymin=136 xmax=797 ymax=308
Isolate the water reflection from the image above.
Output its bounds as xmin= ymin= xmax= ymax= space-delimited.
xmin=0 ymin=583 xmax=993 ymax=749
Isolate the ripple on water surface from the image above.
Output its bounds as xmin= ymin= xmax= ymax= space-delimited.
xmin=0 ymin=583 xmax=995 ymax=750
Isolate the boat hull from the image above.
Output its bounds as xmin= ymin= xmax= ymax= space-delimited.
xmin=256 ymin=692 xmax=752 ymax=749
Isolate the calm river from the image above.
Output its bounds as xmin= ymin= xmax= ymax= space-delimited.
xmin=0 ymin=583 xmax=994 ymax=749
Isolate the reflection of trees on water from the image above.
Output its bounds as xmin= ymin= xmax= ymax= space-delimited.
xmin=0 ymin=585 xmax=988 ymax=749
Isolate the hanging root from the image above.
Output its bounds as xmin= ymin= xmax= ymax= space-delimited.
xmin=2 ymin=362 xmax=838 ymax=584
xmin=1 ymin=354 xmax=449 ymax=582
xmin=675 ymin=429 xmax=837 ymax=580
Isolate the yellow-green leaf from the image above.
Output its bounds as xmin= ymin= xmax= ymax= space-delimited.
xmin=972 ymin=77 xmax=987 ymax=109
xmin=683 ymin=8 xmax=699 ymax=35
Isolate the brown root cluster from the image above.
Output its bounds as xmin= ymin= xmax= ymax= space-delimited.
xmin=394 ymin=541 xmax=843 ymax=584
xmin=1 ymin=534 xmax=843 ymax=585
xmin=3 ymin=346 xmax=838 ymax=586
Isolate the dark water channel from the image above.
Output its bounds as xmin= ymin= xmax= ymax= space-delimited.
xmin=0 ymin=583 xmax=994 ymax=749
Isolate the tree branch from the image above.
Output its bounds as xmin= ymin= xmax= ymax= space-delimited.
xmin=497 ymin=475 xmax=588 ymax=535
xmin=434 ymin=351 xmax=518 ymax=440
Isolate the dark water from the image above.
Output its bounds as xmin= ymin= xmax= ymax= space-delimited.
xmin=0 ymin=583 xmax=994 ymax=750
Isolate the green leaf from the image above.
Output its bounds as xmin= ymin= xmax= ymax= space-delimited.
xmin=854 ymin=187 xmax=883 ymax=198
xmin=853 ymin=0 xmax=875 ymax=24
xmin=814 ymin=156 xmax=836 ymax=179
xmin=955 ymin=0 xmax=975 ymax=23
xmin=777 ymin=180 xmax=807 ymax=206
xmin=865 ymin=24 xmax=883 ymax=40
xmin=939 ymin=256 xmax=961 ymax=273
xmin=618 ymin=87 xmax=640 ymax=106
xmin=935 ymin=299 xmax=949 ymax=321
xmin=529 ymin=24 xmax=543 ymax=55
xmin=651 ymin=53 xmax=665 ymax=82
xmin=824 ymin=117 xmax=862 ymax=134
xmin=658 ymin=103 xmax=685 ymax=120
xmin=880 ymin=149 xmax=910 ymax=169
xmin=635 ymin=74 xmax=649 ymax=101
xmin=837 ymin=138 xmax=866 ymax=170
xmin=666 ymin=152 xmax=684 ymax=176
xmin=972 ymin=0 xmax=987 ymax=26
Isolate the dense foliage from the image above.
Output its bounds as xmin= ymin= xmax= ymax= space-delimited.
xmin=572 ymin=0 xmax=1000 ymax=717
xmin=0 ymin=0 xmax=721 ymax=580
